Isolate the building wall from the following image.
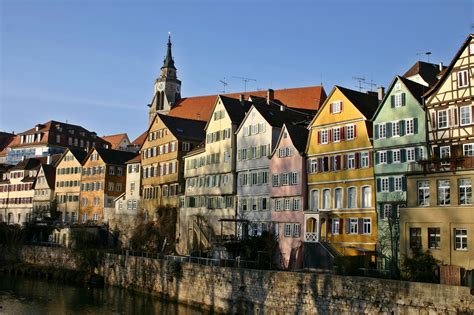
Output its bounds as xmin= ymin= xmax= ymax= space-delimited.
xmin=55 ymin=152 xmax=82 ymax=223
xmin=0 ymin=168 xmax=36 ymax=224
xmin=32 ymin=166 xmax=55 ymax=219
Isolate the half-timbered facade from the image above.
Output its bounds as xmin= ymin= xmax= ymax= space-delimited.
xmin=401 ymin=34 xmax=474 ymax=269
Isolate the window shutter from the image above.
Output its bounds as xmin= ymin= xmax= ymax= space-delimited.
xmin=387 ymin=122 xmax=392 ymax=138
xmin=415 ymin=148 xmax=420 ymax=161
xmin=389 ymin=177 xmax=394 ymax=192
xmin=340 ymin=101 xmax=343 ymax=112
xmin=453 ymin=107 xmax=458 ymax=126
xmin=329 ymin=104 xmax=333 ymax=114
xmin=336 ymin=155 xmax=341 ymax=170
xmin=318 ymin=131 xmax=321 ymax=144
xmin=354 ymin=125 xmax=357 ymax=138
xmin=345 ymin=219 xmax=350 ymax=234
xmin=318 ymin=158 xmax=323 ymax=172
xmin=339 ymin=219 xmax=343 ymax=234
xmin=401 ymin=93 xmax=406 ymax=106
xmin=343 ymin=154 xmax=347 ymax=169
xmin=376 ymin=178 xmax=381 ymax=192
xmin=414 ymin=118 xmax=418 ymax=134
xmin=374 ymin=124 xmax=379 ymax=139
xmin=369 ymin=150 xmax=373 ymax=166
xmin=402 ymin=176 xmax=407 ymax=191
xmin=431 ymin=112 xmax=436 ymax=129
xmin=401 ymin=149 xmax=407 ymax=162
xmin=329 ymin=129 xmax=332 ymax=143
xmin=327 ymin=218 xmax=332 ymax=233
xmin=400 ymin=120 xmax=405 ymax=136
xmin=358 ymin=218 xmax=363 ymax=234
xmin=434 ymin=146 xmax=440 ymax=159
xmin=375 ymin=151 xmax=379 ymax=164
xmin=340 ymin=127 xmax=345 ymax=141
xmin=391 ymin=95 xmax=395 ymax=108
xmin=355 ymin=153 xmax=360 ymax=168
xmin=387 ymin=150 xmax=393 ymax=164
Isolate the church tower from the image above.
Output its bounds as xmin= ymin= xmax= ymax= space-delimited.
xmin=149 ymin=34 xmax=182 ymax=124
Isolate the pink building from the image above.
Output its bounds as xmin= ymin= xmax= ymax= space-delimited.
xmin=269 ymin=124 xmax=308 ymax=270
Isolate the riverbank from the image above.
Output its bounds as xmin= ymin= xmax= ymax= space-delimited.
xmin=2 ymin=246 xmax=473 ymax=314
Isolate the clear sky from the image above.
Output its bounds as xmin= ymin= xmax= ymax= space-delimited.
xmin=0 ymin=0 xmax=472 ymax=140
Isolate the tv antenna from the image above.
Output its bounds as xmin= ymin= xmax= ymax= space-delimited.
xmin=416 ymin=51 xmax=432 ymax=62
xmin=352 ymin=76 xmax=366 ymax=92
xmin=232 ymin=76 xmax=256 ymax=92
xmin=363 ymin=79 xmax=377 ymax=92
xmin=218 ymin=78 xmax=228 ymax=94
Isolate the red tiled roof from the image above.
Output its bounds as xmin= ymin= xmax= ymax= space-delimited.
xmin=126 ymin=154 xmax=142 ymax=164
xmin=168 ymin=86 xmax=326 ymax=121
xmin=132 ymin=131 xmax=147 ymax=146
xmin=101 ymin=133 xmax=129 ymax=149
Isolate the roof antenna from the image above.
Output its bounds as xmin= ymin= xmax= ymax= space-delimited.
xmin=232 ymin=76 xmax=256 ymax=93
xmin=352 ymin=76 xmax=366 ymax=92
xmin=363 ymin=79 xmax=377 ymax=92
xmin=416 ymin=51 xmax=432 ymax=62
xmin=218 ymin=77 xmax=228 ymax=93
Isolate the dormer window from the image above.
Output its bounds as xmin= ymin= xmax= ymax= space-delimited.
xmin=330 ymin=100 xmax=342 ymax=114
xmin=458 ymin=70 xmax=469 ymax=88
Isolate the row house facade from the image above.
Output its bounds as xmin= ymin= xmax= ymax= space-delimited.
xmin=32 ymin=163 xmax=56 ymax=220
xmin=269 ymin=124 xmax=309 ymax=269
xmin=79 ymin=148 xmax=137 ymax=223
xmin=55 ymin=148 xmax=88 ymax=223
xmin=236 ymin=103 xmax=314 ymax=237
xmin=0 ymin=158 xmax=43 ymax=224
xmin=180 ymin=96 xmax=253 ymax=255
xmin=141 ymin=114 xmax=205 ymax=215
xmin=401 ymin=34 xmax=474 ymax=269
xmin=306 ymin=86 xmax=379 ymax=257
xmin=6 ymin=120 xmax=110 ymax=165
xmin=372 ymin=76 xmax=431 ymax=269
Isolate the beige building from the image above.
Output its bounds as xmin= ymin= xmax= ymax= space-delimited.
xmin=55 ymin=148 xmax=88 ymax=224
xmin=32 ymin=163 xmax=56 ymax=220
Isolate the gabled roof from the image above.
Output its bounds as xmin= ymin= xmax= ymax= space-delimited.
xmin=39 ymin=164 xmax=56 ymax=189
xmin=101 ymin=133 xmax=129 ymax=149
xmin=219 ymin=95 xmax=254 ymax=124
xmin=337 ymin=86 xmax=379 ymax=119
xmin=403 ymin=61 xmax=446 ymax=86
xmin=168 ymin=85 xmax=326 ymax=121
xmin=57 ymin=148 xmax=88 ymax=166
xmin=184 ymin=141 xmax=205 ymax=158
xmin=424 ymin=34 xmax=474 ymax=99
xmin=132 ymin=131 xmax=147 ymax=146
xmin=0 ymin=132 xmax=15 ymax=151
xmin=252 ymin=103 xmax=316 ymax=129
xmin=158 ymin=114 xmax=206 ymax=142
xmin=10 ymin=157 xmax=43 ymax=171
xmin=92 ymin=148 xmax=138 ymax=165
xmin=286 ymin=124 xmax=309 ymax=154
xmin=125 ymin=154 xmax=141 ymax=164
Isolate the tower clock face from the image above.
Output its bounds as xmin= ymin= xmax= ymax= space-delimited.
xmin=176 ymin=85 xmax=181 ymax=93
xmin=157 ymin=82 xmax=165 ymax=91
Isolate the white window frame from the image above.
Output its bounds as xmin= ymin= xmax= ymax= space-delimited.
xmin=394 ymin=176 xmax=403 ymax=192
xmin=455 ymin=229 xmax=468 ymax=251
xmin=378 ymin=123 xmax=386 ymax=139
xmin=405 ymin=118 xmax=414 ymax=135
xmin=417 ymin=180 xmax=430 ymax=206
xmin=460 ymin=106 xmax=472 ymax=126
xmin=406 ymin=148 xmax=415 ymax=162
xmin=363 ymin=218 xmax=371 ymax=234
xmin=379 ymin=151 xmax=387 ymax=164
xmin=380 ymin=177 xmax=389 ymax=192
xmin=347 ymin=186 xmax=357 ymax=209
xmin=346 ymin=124 xmax=355 ymax=140
xmin=458 ymin=178 xmax=472 ymax=205
xmin=394 ymin=93 xmax=403 ymax=107
xmin=392 ymin=149 xmax=401 ymax=163
xmin=320 ymin=130 xmax=328 ymax=144
xmin=438 ymin=109 xmax=448 ymax=129
xmin=347 ymin=153 xmax=355 ymax=169
xmin=332 ymin=127 xmax=340 ymax=142
xmin=463 ymin=143 xmax=474 ymax=157
xmin=349 ymin=218 xmax=358 ymax=234
xmin=331 ymin=219 xmax=340 ymax=235
xmin=392 ymin=121 xmax=400 ymax=137
xmin=331 ymin=100 xmax=342 ymax=113
xmin=457 ymin=70 xmax=469 ymax=88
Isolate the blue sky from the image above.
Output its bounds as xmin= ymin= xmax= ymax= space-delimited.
xmin=0 ymin=0 xmax=472 ymax=140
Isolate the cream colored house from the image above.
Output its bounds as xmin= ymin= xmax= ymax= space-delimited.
xmin=179 ymin=95 xmax=252 ymax=255
xmin=55 ymin=148 xmax=88 ymax=224
xmin=32 ymin=163 xmax=56 ymax=220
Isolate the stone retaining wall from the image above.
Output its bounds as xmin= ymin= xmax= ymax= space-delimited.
xmin=102 ymin=253 xmax=473 ymax=314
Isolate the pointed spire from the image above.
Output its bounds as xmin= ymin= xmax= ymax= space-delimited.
xmin=162 ymin=32 xmax=176 ymax=69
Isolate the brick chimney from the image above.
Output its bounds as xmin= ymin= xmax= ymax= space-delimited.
xmin=439 ymin=62 xmax=443 ymax=71
xmin=266 ymin=89 xmax=274 ymax=105
xmin=377 ymin=86 xmax=385 ymax=102
xmin=239 ymin=94 xmax=245 ymax=105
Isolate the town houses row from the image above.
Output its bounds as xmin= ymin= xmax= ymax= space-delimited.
xmin=0 ymin=34 xmax=472 ymax=272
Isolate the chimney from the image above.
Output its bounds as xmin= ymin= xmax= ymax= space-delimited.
xmin=280 ymin=105 xmax=285 ymax=112
xmin=239 ymin=94 xmax=245 ymax=105
xmin=266 ymin=89 xmax=274 ymax=105
xmin=377 ymin=86 xmax=385 ymax=102
xmin=47 ymin=155 xmax=52 ymax=165
xmin=439 ymin=62 xmax=443 ymax=71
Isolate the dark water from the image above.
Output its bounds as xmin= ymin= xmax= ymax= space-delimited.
xmin=0 ymin=274 xmax=203 ymax=314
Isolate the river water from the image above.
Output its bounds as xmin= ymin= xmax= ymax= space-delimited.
xmin=0 ymin=274 xmax=202 ymax=314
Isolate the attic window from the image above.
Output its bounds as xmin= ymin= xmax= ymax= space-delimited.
xmin=283 ymin=132 xmax=288 ymax=138
xmin=457 ymin=70 xmax=469 ymax=88
xmin=330 ymin=100 xmax=342 ymax=114
xmin=395 ymin=83 xmax=401 ymax=91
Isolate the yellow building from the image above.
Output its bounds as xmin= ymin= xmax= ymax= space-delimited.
xmin=306 ymin=86 xmax=379 ymax=256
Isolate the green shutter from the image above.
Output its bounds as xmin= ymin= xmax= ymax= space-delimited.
xmin=374 ymin=124 xmax=379 ymax=139
xmin=391 ymin=95 xmax=395 ymax=108
xmin=400 ymin=120 xmax=405 ymax=136
xmin=401 ymin=93 xmax=406 ymax=106
xmin=387 ymin=122 xmax=392 ymax=137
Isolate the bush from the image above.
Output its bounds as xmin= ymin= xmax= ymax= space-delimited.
xmin=402 ymin=248 xmax=439 ymax=283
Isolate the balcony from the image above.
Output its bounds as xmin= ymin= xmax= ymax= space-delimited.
xmin=408 ymin=156 xmax=474 ymax=174
xmin=305 ymin=232 xmax=318 ymax=242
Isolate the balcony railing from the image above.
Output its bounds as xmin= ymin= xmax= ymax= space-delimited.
xmin=408 ymin=156 xmax=474 ymax=173
xmin=305 ymin=232 xmax=318 ymax=242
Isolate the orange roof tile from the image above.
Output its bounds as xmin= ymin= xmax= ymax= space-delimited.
xmin=101 ymin=133 xmax=129 ymax=149
xmin=168 ymin=86 xmax=326 ymax=121
xmin=132 ymin=131 xmax=147 ymax=146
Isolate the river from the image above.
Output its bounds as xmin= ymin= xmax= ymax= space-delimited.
xmin=0 ymin=274 xmax=202 ymax=314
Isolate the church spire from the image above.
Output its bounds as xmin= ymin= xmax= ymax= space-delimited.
xmin=162 ymin=33 xmax=176 ymax=70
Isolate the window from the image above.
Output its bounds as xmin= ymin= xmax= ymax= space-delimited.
xmin=182 ymin=142 xmax=190 ymax=151
xmin=272 ymin=174 xmax=279 ymax=187
xmin=455 ymin=229 xmax=468 ymax=250
xmin=292 ymin=198 xmax=300 ymax=211
xmin=392 ymin=150 xmax=401 ymax=163
xmin=417 ymin=180 xmax=430 ymax=206
xmin=282 ymin=173 xmax=289 ymax=186
xmin=361 ymin=186 xmax=371 ymax=208
xmin=406 ymin=148 xmax=415 ymax=162
xmin=322 ymin=189 xmax=331 ymax=209
xmin=460 ymin=106 xmax=472 ymax=126
xmin=463 ymin=144 xmax=474 ymax=157
xmin=381 ymin=204 xmax=392 ymax=220
xmin=309 ymin=159 xmax=318 ymax=173
xmin=334 ymin=188 xmax=343 ymax=209
xmin=349 ymin=218 xmax=358 ymax=234
xmin=360 ymin=152 xmax=369 ymax=168
xmin=380 ymin=178 xmax=389 ymax=192
xmin=379 ymin=151 xmax=387 ymax=164
xmin=310 ymin=190 xmax=319 ymax=211
xmin=410 ymin=228 xmax=422 ymax=249
xmin=394 ymin=93 xmax=404 ymax=107
xmin=346 ymin=125 xmax=355 ymax=140
xmin=394 ymin=176 xmax=403 ymax=192
xmin=347 ymin=154 xmax=355 ymax=169
xmin=293 ymin=224 xmax=301 ymax=237
xmin=459 ymin=179 xmax=472 ymax=205
xmin=437 ymin=180 xmax=450 ymax=205
xmin=438 ymin=110 xmax=448 ymax=129
xmin=332 ymin=127 xmax=340 ymax=142
xmin=405 ymin=118 xmax=414 ymax=135
xmin=109 ymin=166 xmax=115 ymax=175
xmin=378 ymin=124 xmax=386 ymax=139
xmin=428 ymin=228 xmax=441 ymax=249
xmin=347 ymin=187 xmax=356 ymax=208
xmin=275 ymin=199 xmax=283 ymax=211
xmin=332 ymin=219 xmax=340 ymax=235
xmin=440 ymin=146 xmax=451 ymax=163
xmin=82 ymin=198 xmax=88 ymax=206
xmin=331 ymin=100 xmax=342 ymax=113
xmin=320 ymin=130 xmax=328 ymax=144
xmin=363 ymin=218 xmax=371 ymax=234
xmin=290 ymin=172 xmax=298 ymax=185
xmin=392 ymin=121 xmax=400 ymax=137
xmin=284 ymin=224 xmax=292 ymax=237
xmin=284 ymin=198 xmax=291 ymax=210
xmin=457 ymin=70 xmax=469 ymax=88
